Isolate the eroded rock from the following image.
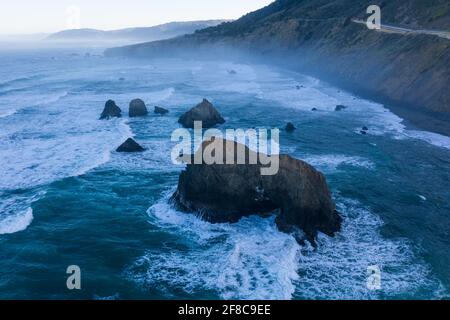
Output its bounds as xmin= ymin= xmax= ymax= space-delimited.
xmin=172 ymin=138 xmax=342 ymax=245
xmin=100 ymin=100 xmax=122 ymax=120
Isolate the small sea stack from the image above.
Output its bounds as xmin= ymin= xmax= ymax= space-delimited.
xmin=335 ymin=105 xmax=348 ymax=111
xmin=178 ymin=99 xmax=225 ymax=129
xmin=154 ymin=106 xmax=169 ymax=115
xmin=116 ymin=138 xmax=145 ymax=153
xmin=129 ymin=99 xmax=148 ymax=117
xmin=100 ymin=100 xmax=122 ymax=120
xmin=285 ymin=122 xmax=296 ymax=132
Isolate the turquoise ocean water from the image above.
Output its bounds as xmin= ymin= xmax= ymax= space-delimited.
xmin=0 ymin=48 xmax=449 ymax=299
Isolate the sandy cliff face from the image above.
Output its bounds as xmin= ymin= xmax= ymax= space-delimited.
xmin=106 ymin=0 xmax=450 ymax=117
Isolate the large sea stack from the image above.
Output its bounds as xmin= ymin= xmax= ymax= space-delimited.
xmin=178 ymin=99 xmax=225 ymax=129
xmin=172 ymin=138 xmax=342 ymax=245
xmin=100 ymin=100 xmax=122 ymax=120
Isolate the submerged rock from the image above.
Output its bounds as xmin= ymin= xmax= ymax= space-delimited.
xmin=285 ymin=122 xmax=296 ymax=132
xmin=154 ymin=106 xmax=169 ymax=115
xmin=116 ymin=138 xmax=145 ymax=153
xmin=172 ymin=139 xmax=342 ymax=245
xmin=129 ymin=99 xmax=148 ymax=117
xmin=362 ymin=126 xmax=369 ymax=131
xmin=311 ymin=108 xmax=318 ymax=111
xmin=335 ymin=105 xmax=348 ymax=111
xmin=100 ymin=100 xmax=122 ymax=120
xmin=178 ymin=99 xmax=225 ymax=129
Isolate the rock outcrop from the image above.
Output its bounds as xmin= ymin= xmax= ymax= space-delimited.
xmin=285 ymin=122 xmax=296 ymax=132
xmin=100 ymin=100 xmax=122 ymax=120
xmin=172 ymin=138 xmax=342 ymax=245
xmin=104 ymin=2 xmax=450 ymax=136
xmin=116 ymin=138 xmax=145 ymax=152
xmin=154 ymin=106 xmax=169 ymax=115
xmin=335 ymin=105 xmax=347 ymax=112
xmin=178 ymin=99 xmax=225 ymax=129
xmin=129 ymin=99 xmax=148 ymax=117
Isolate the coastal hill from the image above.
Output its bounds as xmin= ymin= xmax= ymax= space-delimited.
xmin=46 ymin=20 xmax=229 ymax=44
xmin=105 ymin=0 xmax=450 ymax=133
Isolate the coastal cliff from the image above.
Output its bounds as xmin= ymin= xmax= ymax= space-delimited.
xmin=105 ymin=0 xmax=450 ymax=132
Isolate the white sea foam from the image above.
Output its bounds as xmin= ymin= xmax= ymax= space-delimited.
xmin=0 ymin=109 xmax=16 ymax=118
xmin=0 ymin=208 xmax=33 ymax=235
xmin=125 ymin=190 xmax=301 ymax=300
xmin=303 ymin=154 xmax=375 ymax=172
xmin=0 ymin=191 xmax=43 ymax=235
xmin=294 ymin=199 xmax=445 ymax=299
xmin=0 ymin=92 xmax=133 ymax=190
xmin=126 ymin=192 xmax=444 ymax=300
xmin=404 ymin=130 xmax=450 ymax=150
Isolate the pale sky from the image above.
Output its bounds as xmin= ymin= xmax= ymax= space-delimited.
xmin=0 ymin=0 xmax=274 ymax=35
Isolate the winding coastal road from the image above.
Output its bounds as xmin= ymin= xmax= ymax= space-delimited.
xmin=352 ymin=19 xmax=450 ymax=40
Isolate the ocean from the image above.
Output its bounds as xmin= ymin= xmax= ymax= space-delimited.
xmin=0 ymin=48 xmax=449 ymax=300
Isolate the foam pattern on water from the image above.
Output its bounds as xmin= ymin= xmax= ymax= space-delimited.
xmin=125 ymin=190 xmax=301 ymax=300
xmin=294 ymin=199 xmax=446 ymax=299
xmin=125 ymin=192 xmax=445 ymax=300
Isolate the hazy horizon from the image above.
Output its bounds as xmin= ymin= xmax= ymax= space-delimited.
xmin=0 ymin=0 xmax=273 ymax=35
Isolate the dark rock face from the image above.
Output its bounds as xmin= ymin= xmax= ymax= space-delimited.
xmin=154 ymin=106 xmax=169 ymax=115
xmin=178 ymin=99 xmax=225 ymax=129
xmin=100 ymin=100 xmax=122 ymax=120
xmin=129 ymin=99 xmax=148 ymax=117
xmin=285 ymin=122 xmax=296 ymax=132
xmin=335 ymin=105 xmax=347 ymax=111
xmin=172 ymin=139 xmax=342 ymax=245
xmin=116 ymin=138 xmax=145 ymax=153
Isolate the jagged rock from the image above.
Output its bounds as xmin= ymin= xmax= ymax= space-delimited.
xmin=154 ymin=106 xmax=169 ymax=115
xmin=116 ymin=138 xmax=145 ymax=152
xmin=178 ymin=99 xmax=225 ymax=129
xmin=129 ymin=99 xmax=148 ymax=117
xmin=335 ymin=105 xmax=347 ymax=111
xmin=100 ymin=100 xmax=122 ymax=120
xmin=285 ymin=122 xmax=296 ymax=132
xmin=172 ymin=138 xmax=342 ymax=245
